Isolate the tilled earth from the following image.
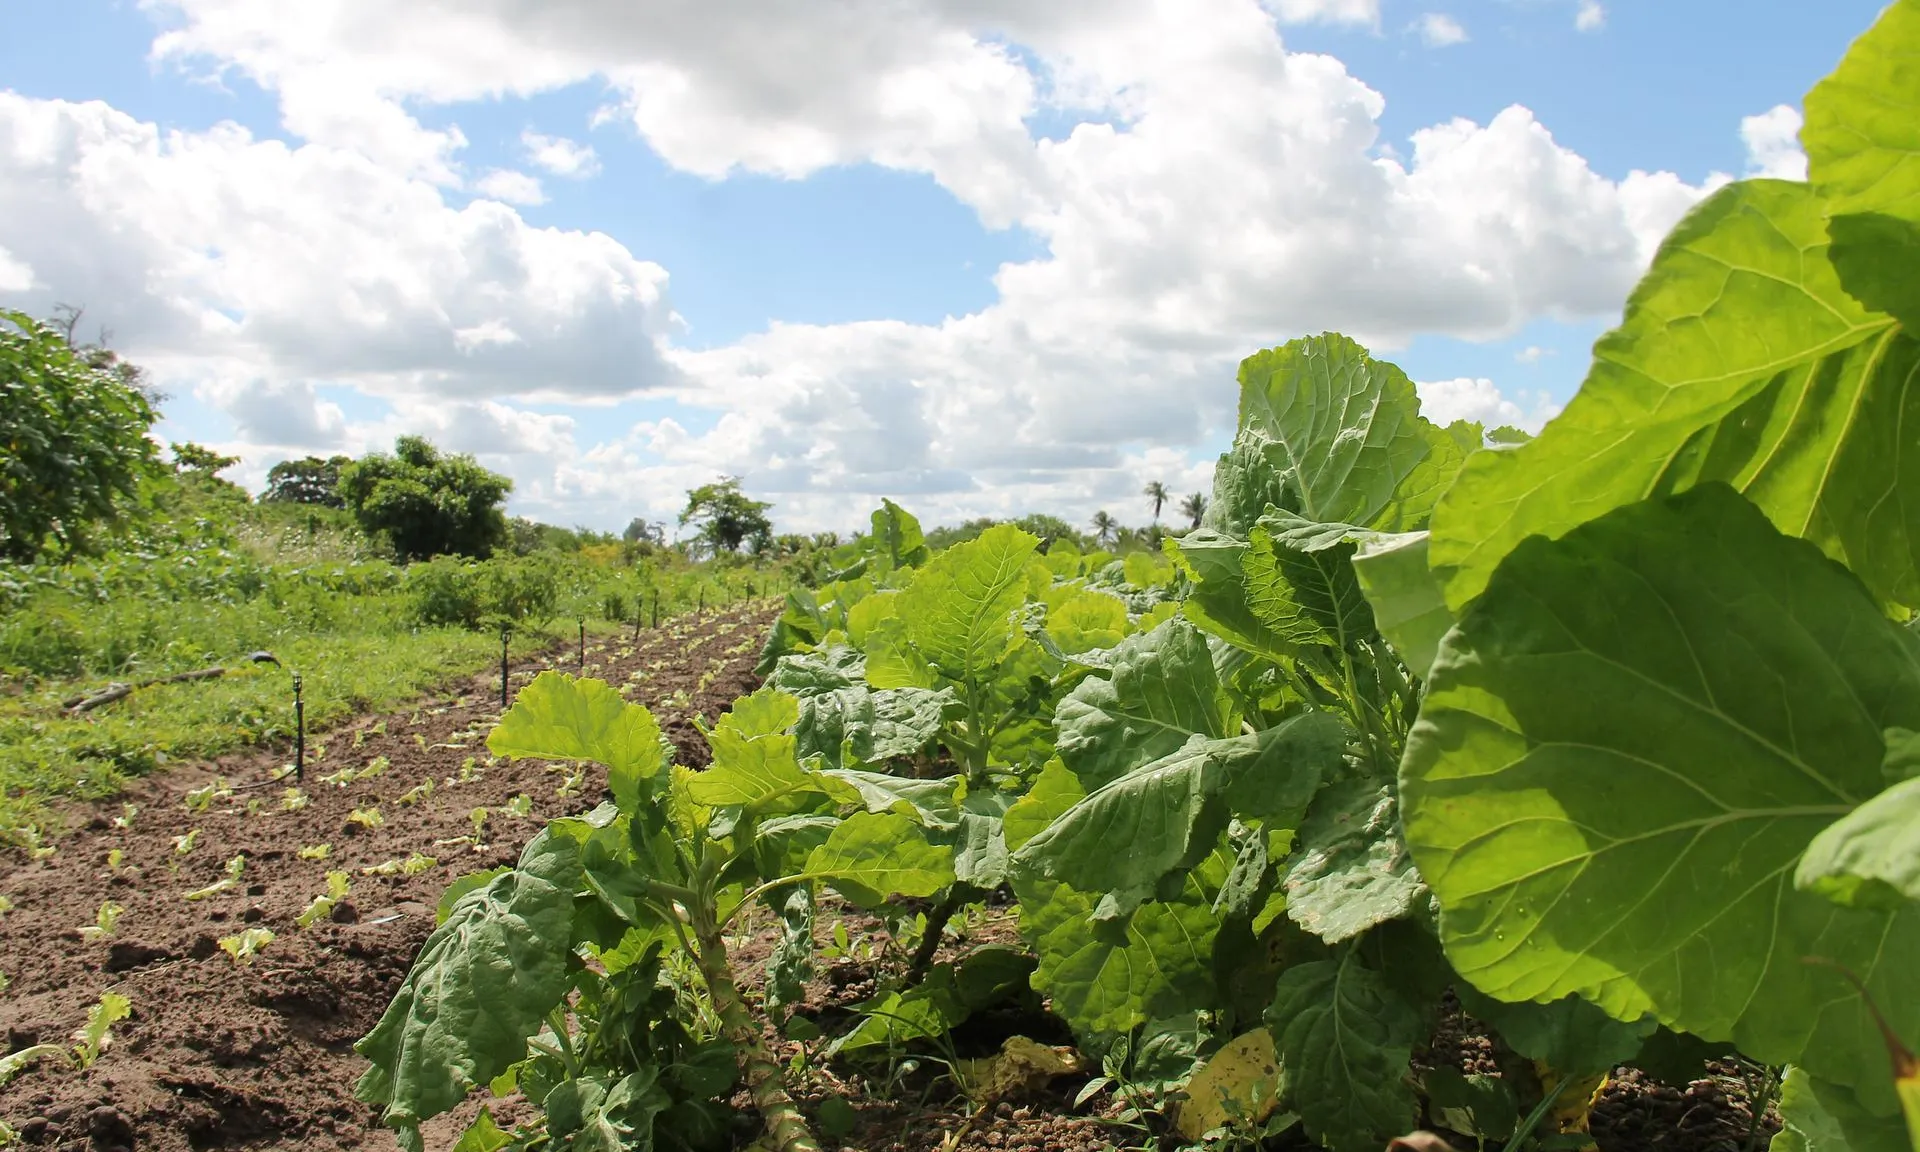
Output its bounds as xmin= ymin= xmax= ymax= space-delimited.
xmin=1 ymin=598 xmax=1785 ymax=1152
xmin=0 ymin=603 xmax=772 ymax=1151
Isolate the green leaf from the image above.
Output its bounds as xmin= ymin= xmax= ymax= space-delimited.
xmin=1266 ymin=953 xmax=1423 ymax=1152
xmin=803 ymin=811 xmax=956 ymax=905
xmin=1230 ymin=334 xmax=1435 ymax=529
xmin=1351 ymin=531 xmax=1454 ymax=682
xmin=1054 ymin=617 xmax=1233 ymax=790
xmin=885 ymin=523 xmax=1040 ymax=690
xmin=1004 ymin=759 xmax=1086 ymax=853
xmin=1774 ymin=1067 xmax=1917 ymax=1152
xmin=766 ymin=885 xmax=814 ymax=1013
xmin=1402 ymin=484 xmax=1920 ymax=1105
xmin=870 ymin=498 xmax=931 ymax=571
xmin=1452 ymin=988 xmax=1655 ymax=1079
xmin=1014 ymin=715 xmax=1341 ymax=909
xmin=546 ymin=1069 xmax=671 ymax=1152
xmin=1797 ymin=772 xmax=1920 ymax=910
xmin=1015 ymin=874 xmax=1220 ymax=1039
xmin=830 ymin=946 xmax=1037 ymax=1056
xmin=818 ymin=769 xmax=962 ymax=829
xmin=1044 ymin=587 xmax=1131 ymax=656
xmin=689 ymin=690 xmax=857 ymax=814
xmin=1282 ymin=780 xmax=1427 ymax=945
xmin=449 ymin=1107 xmax=513 ymax=1152
xmin=1804 ymin=0 xmax=1920 ymax=330
xmin=489 ymin=672 xmax=665 ymax=810
xmin=1428 ymin=179 xmax=1917 ymax=614
xmin=1168 ymin=531 xmax=1294 ymax=664
xmin=355 ymin=830 xmax=581 ymax=1132
xmin=1245 ymin=515 xmax=1375 ymax=652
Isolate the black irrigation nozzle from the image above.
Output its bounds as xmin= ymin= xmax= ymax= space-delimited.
xmin=579 ymin=618 xmax=587 ymax=671
xmin=292 ymin=671 xmax=305 ymax=782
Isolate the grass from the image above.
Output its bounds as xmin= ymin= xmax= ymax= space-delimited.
xmin=0 ymin=492 xmax=783 ymax=844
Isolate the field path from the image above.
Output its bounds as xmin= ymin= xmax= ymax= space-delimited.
xmin=0 ymin=602 xmax=776 ymax=1151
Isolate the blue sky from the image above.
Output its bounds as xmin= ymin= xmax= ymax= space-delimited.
xmin=0 ymin=0 xmax=1886 ymax=533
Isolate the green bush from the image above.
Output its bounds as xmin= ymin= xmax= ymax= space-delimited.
xmin=405 ymin=554 xmax=563 ymax=630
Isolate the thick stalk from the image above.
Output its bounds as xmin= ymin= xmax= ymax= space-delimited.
xmin=689 ymin=911 xmax=820 ymax=1152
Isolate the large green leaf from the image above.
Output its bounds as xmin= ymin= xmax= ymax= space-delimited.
xmin=870 ymin=498 xmax=931 ymax=571
xmin=1004 ymin=759 xmax=1086 ymax=852
xmin=1797 ymin=769 xmax=1920 ymax=911
xmin=1282 ymin=780 xmax=1427 ymax=945
xmin=1043 ymin=586 xmax=1131 ymax=656
xmin=1168 ymin=532 xmax=1294 ymax=664
xmin=1015 ymin=873 xmax=1221 ymax=1039
xmin=1351 ymin=531 xmax=1454 ymax=682
xmin=1774 ymin=1067 xmax=1917 ymax=1152
xmin=1246 ymin=514 xmax=1376 ymax=652
xmin=775 ymin=647 xmax=957 ymax=770
xmin=687 ymin=690 xmax=856 ymax=815
xmin=1428 ymin=179 xmax=1917 ymax=614
xmin=1402 ymin=484 xmax=1920 ymax=1105
xmin=1014 ymin=715 xmax=1342 ymax=909
xmin=1053 ymin=617 xmax=1233 ymax=789
xmin=488 ymin=673 xmax=665 ymax=810
xmin=1804 ymin=0 xmax=1920 ymax=330
xmin=356 ymin=829 xmax=582 ymax=1135
xmin=1232 ymin=334 xmax=1435 ymax=529
xmin=1266 ymin=954 xmax=1423 ymax=1152
xmin=884 ymin=523 xmax=1040 ymax=689
xmin=803 ymin=811 xmax=956 ymax=906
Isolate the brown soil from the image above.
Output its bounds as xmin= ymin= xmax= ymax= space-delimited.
xmin=0 ymin=603 xmax=773 ymax=1151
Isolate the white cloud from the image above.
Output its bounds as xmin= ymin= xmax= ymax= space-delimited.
xmin=1574 ymin=1 xmax=1605 ymax=33
xmin=2 ymin=0 xmax=1732 ymax=532
xmin=521 ymin=130 xmax=601 ymax=179
xmin=1514 ymin=345 xmax=1553 ymax=364
xmin=0 ymin=93 xmax=682 ymax=402
xmin=1416 ymin=376 xmax=1560 ymax=432
xmin=1741 ymin=104 xmax=1808 ymax=181
xmin=1265 ymin=0 xmax=1380 ymax=26
xmin=474 ymin=168 xmax=548 ymax=205
xmin=0 ymin=244 xmax=33 ymax=292
xmin=1416 ymin=14 xmax=1468 ymax=48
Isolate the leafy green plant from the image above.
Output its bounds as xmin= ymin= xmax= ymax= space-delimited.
xmin=295 ymin=871 xmax=351 ymax=928
xmin=77 ymin=899 xmax=122 ymax=943
xmin=219 ymin=928 xmax=275 ymax=965
xmin=183 ymin=854 xmax=245 ymax=901
xmin=356 ymin=672 xmax=960 ymax=1152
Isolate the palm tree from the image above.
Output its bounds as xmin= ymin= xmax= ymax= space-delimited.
xmin=1143 ymin=480 xmax=1170 ymax=523
xmin=1090 ymin=510 xmax=1119 ymax=547
xmin=1179 ymin=492 xmax=1208 ymax=530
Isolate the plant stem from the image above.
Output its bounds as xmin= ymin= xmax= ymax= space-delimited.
xmin=689 ymin=910 xmax=820 ymax=1152
xmin=902 ymin=887 xmax=968 ymax=988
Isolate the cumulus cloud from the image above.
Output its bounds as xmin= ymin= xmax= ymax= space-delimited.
xmin=474 ymin=168 xmax=548 ymax=204
xmin=1741 ymin=104 xmax=1807 ymax=180
xmin=1514 ymin=345 xmax=1552 ymax=364
xmin=1415 ymin=14 xmax=1468 ymax=47
xmin=521 ymin=130 xmax=601 ymax=178
xmin=0 ymin=93 xmax=682 ymax=401
xmin=1 ymin=0 xmax=1737 ymax=531
xmin=1575 ymin=1 xmax=1605 ymax=33
xmin=1417 ymin=376 xmax=1560 ymax=432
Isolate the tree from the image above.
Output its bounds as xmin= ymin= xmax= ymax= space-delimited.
xmin=0 ymin=310 xmax=159 ymax=562
xmin=1179 ymin=492 xmax=1208 ymax=530
xmin=263 ymin=455 xmax=352 ymax=507
xmin=679 ymin=477 xmax=774 ymax=555
xmin=1089 ymin=509 xmax=1119 ymax=547
xmin=1143 ymin=480 xmax=1169 ymax=522
xmin=170 ymin=442 xmax=239 ymax=476
xmin=622 ymin=517 xmax=666 ymax=546
xmin=337 ymin=435 xmax=512 ymax=562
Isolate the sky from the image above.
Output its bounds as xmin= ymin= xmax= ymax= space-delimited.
xmin=0 ymin=0 xmax=1887 ymax=538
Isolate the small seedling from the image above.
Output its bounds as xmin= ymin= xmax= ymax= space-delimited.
xmin=245 ymin=798 xmax=263 ymax=817
xmin=295 ymin=872 xmax=351 ymax=928
xmin=362 ymin=854 xmax=437 ymax=877
xmin=556 ymin=767 xmax=585 ymax=799
xmin=468 ymin=807 xmax=489 ymax=846
xmin=504 ymin=794 xmax=533 ymax=819
xmin=173 ymin=829 xmax=200 ymax=855
xmin=183 ymin=779 xmax=233 ymax=814
xmin=112 ymin=804 xmax=138 ymax=830
xmin=299 ymin=843 xmax=332 ymax=861
xmin=72 ymin=992 xmax=131 ymax=1068
xmin=0 ymin=896 xmax=13 ymax=916
xmin=78 ymin=900 xmax=123 ymax=943
xmin=106 ymin=848 xmax=125 ymax=871
xmin=218 ymin=928 xmax=275 ymax=965
xmin=20 ymin=826 xmax=56 ymax=861
xmin=396 ymin=780 xmax=434 ymax=806
xmin=348 ymin=806 xmax=384 ymax=829
xmin=280 ymin=787 xmax=310 ymax=811
xmin=183 ymin=854 xmax=246 ymax=901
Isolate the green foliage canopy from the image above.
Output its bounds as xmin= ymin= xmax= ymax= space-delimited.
xmin=338 ymin=435 xmax=512 ymax=562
